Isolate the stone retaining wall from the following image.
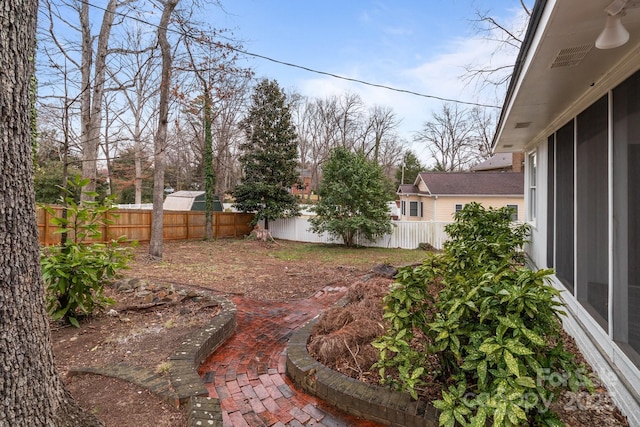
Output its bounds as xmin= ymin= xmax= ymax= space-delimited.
xmin=286 ymin=318 xmax=439 ymax=427
xmin=70 ymin=293 xmax=236 ymax=426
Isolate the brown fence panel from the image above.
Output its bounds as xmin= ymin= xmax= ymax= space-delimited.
xmin=186 ymin=211 xmax=206 ymax=240
xmin=215 ymin=212 xmax=254 ymax=237
xmin=37 ymin=205 xmax=253 ymax=245
xmin=107 ymin=210 xmax=152 ymax=242
xmin=37 ymin=206 xmax=57 ymax=246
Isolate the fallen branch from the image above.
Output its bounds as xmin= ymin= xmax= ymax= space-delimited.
xmin=344 ymin=338 xmax=365 ymax=380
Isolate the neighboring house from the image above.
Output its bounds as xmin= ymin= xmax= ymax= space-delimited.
xmin=291 ymin=168 xmax=317 ymax=200
xmin=470 ymin=152 xmax=525 ymax=172
xmin=493 ymin=0 xmax=640 ymax=424
xmin=396 ymin=171 xmax=524 ymax=222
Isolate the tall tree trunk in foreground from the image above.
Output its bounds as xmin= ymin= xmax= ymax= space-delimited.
xmin=149 ymin=0 xmax=179 ymax=258
xmin=0 ymin=1 xmax=102 ymax=425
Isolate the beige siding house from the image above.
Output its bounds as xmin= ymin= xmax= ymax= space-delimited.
xmin=396 ymin=172 xmax=524 ymax=222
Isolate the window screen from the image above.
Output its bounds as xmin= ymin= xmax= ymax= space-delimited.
xmin=555 ymin=120 xmax=575 ymax=293
xmin=576 ymin=95 xmax=609 ymax=328
xmin=613 ymin=69 xmax=640 ymax=361
xmin=547 ymin=135 xmax=555 ymax=269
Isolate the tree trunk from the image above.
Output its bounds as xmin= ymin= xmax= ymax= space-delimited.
xmin=134 ymin=142 xmax=143 ymax=205
xmin=0 ymin=2 xmax=102 ymax=425
xmin=79 ymin=0 xmax=93 ymax=198
xmin=149 ymin=0 xmax=179 ymax=258
xmin=204 ymin=89 xmax=215 ymax=240
xmin=80 ymin=0 xmax=118 ymax=202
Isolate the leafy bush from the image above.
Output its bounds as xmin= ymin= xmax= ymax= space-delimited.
xmin=40 ymin=177 xmax=133 ymax=327
xmin=309 ymin=147 xmax=393 ymax=247
xmin=374 ymin=203 xmax=591 ymax=426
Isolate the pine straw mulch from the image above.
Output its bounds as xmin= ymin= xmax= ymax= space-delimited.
xmin=307 ymin=276 xmax=630 ymax=427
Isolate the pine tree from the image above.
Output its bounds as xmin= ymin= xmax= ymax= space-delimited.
xmin=394 ymin=150 xmax=425 ymax=189
xmin=234 ymin=79 xmax=300 ymax=230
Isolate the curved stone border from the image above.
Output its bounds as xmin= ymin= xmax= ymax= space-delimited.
xmin=69 ymin=294 xmax=236 ymax=426
xmin=168 ymin=295 xmax=236 ymax=403
xmin=286 ymin=317 xmax=439 ymax=427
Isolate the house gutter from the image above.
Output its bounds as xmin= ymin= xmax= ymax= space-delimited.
xmin=492 ymin=0 xmax=548 ymax=151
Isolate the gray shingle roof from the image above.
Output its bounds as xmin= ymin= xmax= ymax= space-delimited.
xmin=471 ymin=153 xmax=514 ymax=171
xmin=415 ymin=172 xmax=524 ymax=196
xmin=398 ymin=184 xmax=418 ymax=194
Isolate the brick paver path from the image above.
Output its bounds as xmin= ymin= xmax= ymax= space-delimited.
xmin=198 ymin=289 xmax=384 ymax=427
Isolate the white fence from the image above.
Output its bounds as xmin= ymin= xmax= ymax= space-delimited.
xmin=264 ymin=217 xmax=451 ymax=250
xmin=117 ymin=203 xmax=154 ymax=210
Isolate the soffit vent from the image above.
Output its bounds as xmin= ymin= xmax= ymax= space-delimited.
xmin=550 ymin=44 xmax=593 ymax=68
xmin=514 ymin=122 xmax=531 ymax=129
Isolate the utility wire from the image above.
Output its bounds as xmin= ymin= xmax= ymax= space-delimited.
xmin=222 ymin=46 xmax=502 ymax=109
xmin=76 ymin=0 xmax=501 ymax=109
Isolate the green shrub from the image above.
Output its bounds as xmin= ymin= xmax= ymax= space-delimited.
xmin=374 ymin=203 xmax=591 ymax=426
xmin=40 ymin=177 xmax=133 ymax=327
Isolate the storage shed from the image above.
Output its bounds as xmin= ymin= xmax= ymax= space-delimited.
xmin=163 ymin=191 xmax=222 ymax=211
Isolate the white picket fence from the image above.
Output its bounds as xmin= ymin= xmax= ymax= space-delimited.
xmin=263 ymin=217 xmax=451 ymax=250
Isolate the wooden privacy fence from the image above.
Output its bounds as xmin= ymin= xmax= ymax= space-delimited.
xmin=37 ymin=206 xmax=254 ymax=246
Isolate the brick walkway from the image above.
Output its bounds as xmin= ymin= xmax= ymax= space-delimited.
xmin=197 ymin=289 xmax=384 ymax=427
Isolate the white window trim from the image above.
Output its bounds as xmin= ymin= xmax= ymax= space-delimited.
xmin=409 ymin=200 xmax=419 ymax=217
xmin=527 ymin=149 xmax=538 ymax=226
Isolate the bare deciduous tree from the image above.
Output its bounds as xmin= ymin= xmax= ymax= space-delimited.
xmin=40 ymin=0 xmax=135 ymax=201
xmin=79 ymin=0 xmax=132 ymax=200
xmin=469 ymin=106 xmax=495 ymax=161
xmin=363 ymin=105 xmax=401 ymax=164
xmin=149 ymin=0 xmax=180 ymax=258
xmin=462 ymin=2 xmax=531 ymax=92
xmin=111 ymin=26 xmax=161 ymax=204
xmin=415 ymin=103 xmax=477 ymax=172
xmin=175 ymin=24 xmax=252 ymax=239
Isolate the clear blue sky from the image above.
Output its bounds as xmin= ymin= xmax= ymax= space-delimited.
xmin=210 ymin=1 xmax=532 ymax=163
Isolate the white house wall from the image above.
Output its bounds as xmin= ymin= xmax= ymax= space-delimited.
xmin=525 ymin=141 xmax=550 ymax=269
xmin=525 ymin=78 xmax=640 ymax=425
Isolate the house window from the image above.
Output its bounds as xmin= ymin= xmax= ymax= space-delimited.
xmin=401 ymin=201 xmax=406 ymax=216
xmin=547 ymin=134 xmax=555 ymax=269
xmin=409 ymin=201 xmax=419 ymax=217
xmin=527 ymin=151 xmax=537 ymax=222
xmin=506 ymin=204 xmax=518 ymax=221
xmin=455 ymin=204 xmax=463 ymax=213
xmin=613 ymin=70 xmax=640 ymax=361
xmin=576 ymin=95 xmax=609 ymax=329
xmin=555 ymin=120 xmax=575 ymax=294
xmin=420 ymin=202 xmax=424 ymax=218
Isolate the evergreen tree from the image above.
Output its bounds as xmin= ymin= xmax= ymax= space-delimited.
xmin=309 ymin=147 xmax=393 ymax=247
xmin=233 ymin=79 xmax=300 ymax=229
xmin=394 ymin=150 xmax=425 ymax=189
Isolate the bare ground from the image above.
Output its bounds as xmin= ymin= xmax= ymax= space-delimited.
xmin=52 ymin=239 xmax=424 ymax=427
xmin=51 ymin=239 xmax=630 ymax=426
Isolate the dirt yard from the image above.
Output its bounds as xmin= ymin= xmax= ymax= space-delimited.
xmin=52 ymin=239 xmax=425 ymax=426
xmin=51 ymin=238 xmax=629 ymax=426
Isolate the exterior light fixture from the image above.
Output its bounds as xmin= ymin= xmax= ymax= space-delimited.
xmin=596 ymin=14 xmax=630 ymax=49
